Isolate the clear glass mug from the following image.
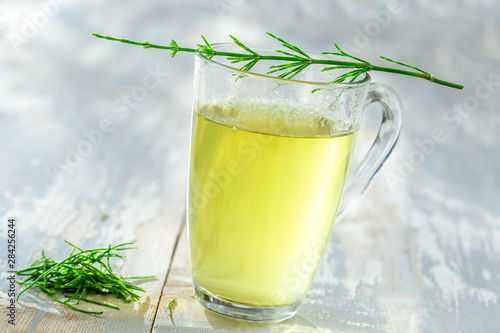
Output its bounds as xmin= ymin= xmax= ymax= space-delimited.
xmin=187 ymin=44 xmax=402 ymax=322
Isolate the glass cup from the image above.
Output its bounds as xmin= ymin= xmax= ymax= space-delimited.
xmin=187 ymin=44 xmax=402 ymax=322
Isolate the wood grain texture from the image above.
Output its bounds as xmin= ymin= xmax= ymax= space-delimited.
xmin=152 ymin=224 xmax=341 ymax=333
xmin=1 ymin=1 xmax=500 ymax=332
xmin=0 ymin=168 xmax=187 ymax=333
xmin=0 ymin=26 xmax=191 ymax=329
xmin=150 ymin=179 xmax=398 ymax=332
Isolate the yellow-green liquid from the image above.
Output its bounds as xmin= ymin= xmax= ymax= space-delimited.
xmin=188 ymin=102 xmax=356 ymax=307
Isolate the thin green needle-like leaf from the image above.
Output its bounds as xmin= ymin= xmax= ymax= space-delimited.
xmin=91 ymin=32 xmax=464 ymax=89
xmin=230 ymin=35 xmax=258 ymax=55
xmin=321 ymin=65 xmax=359 ymax=71
xmin=201 ymin=35 xmax=213 ymax=51
xmin=167 ymin=298 xmax=176 ymax=317
xmin=274 ymin=49 xmax=306 ymax=60
xmin=266 ymin=32 xmax=311 ymax=59
xmin=16 ymin=241 xmax=153 ymax=315
xmin=333 ymin=43 xmax=370 ymax=64
xmin=169 ymin=39 xmax=179 ymax=57
xmin=277 ymin=63 xmax=308 ymax=79
xmin=82 ymin=298 xmax=120 ymax=310
xmin=267 ymin=61 xmax=303 ymax=73
xmin=380 ymin=56 xmax=431 ymax=75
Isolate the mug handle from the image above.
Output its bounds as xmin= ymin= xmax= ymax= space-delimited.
xmin=336 ymin=83 xmax=403 ymax=220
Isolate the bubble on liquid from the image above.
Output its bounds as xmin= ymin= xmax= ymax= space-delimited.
xmin=315 ymin=116 xmax=335 ymax=136
xmin=200 ymin=104 xmax=237 ymax=119
xmin=197 ymin=99 xmax=351 ymax=137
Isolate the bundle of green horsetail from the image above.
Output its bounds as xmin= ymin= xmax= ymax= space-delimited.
xmin=16 ymin=241 xmax=155 ymax=315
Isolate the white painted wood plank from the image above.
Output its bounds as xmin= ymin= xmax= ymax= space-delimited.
xmin=0 ymin=166 xmax=187 ymax=332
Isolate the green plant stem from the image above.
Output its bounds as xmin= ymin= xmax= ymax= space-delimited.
xmin=92 ymin=33 xmax=298 ymax=61
xmin=91 ymin=33 xmax=463 ymax=90
xmin=370 ymin=65 xmax=462 ymax=89
xmin=16 ymin=241 xmax=154 ymax=315
xmin=167 ymin=298 xmax=176 ymax=317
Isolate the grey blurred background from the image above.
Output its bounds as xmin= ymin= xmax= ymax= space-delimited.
xmin=1 ymin=0 xmax=498 ymax=203
xmin=0 ymin=1 xmax=499 ymax=332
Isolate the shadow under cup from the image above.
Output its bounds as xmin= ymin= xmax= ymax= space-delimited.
xmin=186 ymin=44 xmax=402 ymax=322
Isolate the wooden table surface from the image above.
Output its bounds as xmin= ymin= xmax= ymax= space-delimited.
xmin=1 ymin=1 xmax=499 ymax=332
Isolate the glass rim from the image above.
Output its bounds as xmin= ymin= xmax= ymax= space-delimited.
xmin=195 ymin=43 xmax=371 ymax=87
